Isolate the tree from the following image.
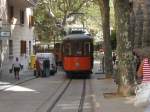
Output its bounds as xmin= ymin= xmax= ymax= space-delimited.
xmin=34 ymin=0 xmax=93 ymax=42
xmin=95 ymin=0 xmax=113 ymax=77
xmin=34 ymin=1 xmax=59 ymax=42
xmin=114 ymin=0 xmax=134 ymax=96
xmin=56 ymin=0 xmax=92 ymax=26
xmin=82 ymin=2 xmax=101 ymax=35
xmin=110 ymin=30 xmax=116 ymax=50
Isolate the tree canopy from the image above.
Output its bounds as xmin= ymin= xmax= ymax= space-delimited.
xmin=33 ymin=0 xmax=104 ymax=42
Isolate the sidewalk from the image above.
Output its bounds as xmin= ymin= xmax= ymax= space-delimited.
xmin=92 ymin=60 xmax=144 ymax=112
xmin=0 ymin=64 xmax=35 ymax=91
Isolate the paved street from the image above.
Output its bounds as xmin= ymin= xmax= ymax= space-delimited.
xmin=0 ymin=61 xmax=145 ymax=112
xmin=0 ymin=0 xmax=149 ymax=112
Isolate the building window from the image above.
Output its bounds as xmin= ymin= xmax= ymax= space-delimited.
xmin=29 ymin=41 xmax=31 ymax=55
xmin=20 ymin=10 xmax=24 ymax=25
xmin=0 ymin=40 xmax=2 ymax=68
xmin=9 ymin=6 xmax=14 ymax=23
xmin=20 ymin=40 xmax=26 ymax=55
xmin=9 ymin=40 xmax=13 ymax=56
xmin=0 ymin=40 xmax=2 ymax=52
xmin=29 ymin=15 xmax=34 ymax=28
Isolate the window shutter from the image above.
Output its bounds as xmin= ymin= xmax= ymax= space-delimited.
xmin=29 ymin=15 xmax=34 ymax=28
xmin=20 ymin=40 xmax=26 ymax=55
xmin=20 ymin=10 xmax=24 ymax=25
xmin=9 ymin=6 xmax=14 ymax=23
xmin=9 ymin=40 xmax=13 ymax=56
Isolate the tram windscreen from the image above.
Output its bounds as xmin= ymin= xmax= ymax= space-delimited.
xmin=63 ymin=40 xmax=92 ymax=56
xmin=63 ymin=43 xmax=71 ymax=56
xmin=72 ymin=41 xmax=83 ymax=56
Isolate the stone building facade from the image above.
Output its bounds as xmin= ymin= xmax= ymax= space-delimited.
xmin=0 ymin=0 xmax=36 ymax=73
xmin=132 ymin=0 xmax=150 ymax=48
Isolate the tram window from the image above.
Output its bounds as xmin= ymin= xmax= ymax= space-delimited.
xmin=84 ymin=42 xmax=90 ymax=55
xmin=64 ymin=43 xmax=71 ymax=55
xmin=72 ymin=42 xmax=82 ymax=56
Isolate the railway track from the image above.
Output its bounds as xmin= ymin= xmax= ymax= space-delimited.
xmin=47 ymin=79 xmax=72 ymax=112
xmin=0 ymin=72 xmax=92 ymax=112
xmin=78 ymin=79 xmax=86 ymax=112
xmin=1 ymin=76 xmax=88 ymax=112
xmin=0 ymin=74 xmax=72 ymax=112
xmin=44 ymin=79 xmax=87 ymax=112
xmin=34 ymin=78 xmax=72 ymax=112
xmin=0 ymin=75 xmax=74 ymax=112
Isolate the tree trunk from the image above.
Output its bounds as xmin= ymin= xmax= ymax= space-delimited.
xmin=114 ymin=0 xmax=134 ymax=96
xmin=97 ymin=0 xmax=113 ymax=77
xmin=129 ymin=7 xmax=135 ymax=50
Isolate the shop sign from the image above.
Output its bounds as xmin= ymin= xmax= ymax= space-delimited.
xmin=0 ymin=31 xmax=11 ymax=37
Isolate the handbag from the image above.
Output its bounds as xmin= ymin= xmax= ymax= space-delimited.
xmin=20 ymin=64 xmax=23 ymax=70
xmin=134 ymin=83 xmax=150 ymax=107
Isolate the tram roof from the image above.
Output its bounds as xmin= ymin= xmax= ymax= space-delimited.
xmin=64 ymin=34 xmax=92 ymax=40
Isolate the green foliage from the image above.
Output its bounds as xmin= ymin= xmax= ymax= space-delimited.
xmin=83 ymin=2 xmax=101 ymax=35
xmin=34 ymin=0 xmax=62 ymax=41
xmin=34 ymin=0 xmax=115 ymax=44
xmin=34 ymin=0 xmax=103 ymax=42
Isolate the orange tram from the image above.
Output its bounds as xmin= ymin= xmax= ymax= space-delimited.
xmin=62 ymin=34 xmax=94 ymax=77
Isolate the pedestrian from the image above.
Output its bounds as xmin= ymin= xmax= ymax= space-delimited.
xmin=135 ymin=47 xmax=150 ymax=112
xmin=43 ymin=59 xmax=50 ymax=77
xmin=12 ymin=57 xmax=21 ymax=80
xmin=35 ymin=59 xmax=41 ymax=77
xmin=112 ymin=52 xmax=116 ymax=64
